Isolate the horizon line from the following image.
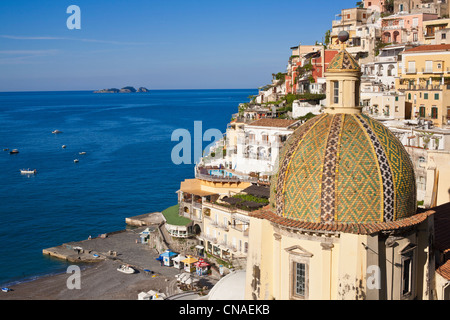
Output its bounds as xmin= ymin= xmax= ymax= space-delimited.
xmin=0 ymin=88 xmax=259 ymax=93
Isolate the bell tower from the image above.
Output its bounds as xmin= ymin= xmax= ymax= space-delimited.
xmin=324 ymin=31 xmax=363 ymax=115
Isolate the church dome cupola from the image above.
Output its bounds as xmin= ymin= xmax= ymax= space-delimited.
xmin=270 ymin=32 xmax=417 ymax=226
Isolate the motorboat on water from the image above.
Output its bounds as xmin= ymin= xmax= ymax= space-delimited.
xmin=9 ymin=149 xmax=19 ymax=154
xmin=20 ymin=169 xmax=36 ymax=174
xmin=52 ymin=130 xmax=62 ymax=134
xmin=117 ymin=265 xmax=135 ymax=274
xmin=79 ymin=152 xmax=86 ymax=155
xmin=62 ymin=145 xmax=66 ymax=149
xmin=74 ymin=159 xmax=79 ymax=163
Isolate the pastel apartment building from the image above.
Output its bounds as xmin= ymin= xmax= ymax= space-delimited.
xmin=381 ymin=12 xmax=438 ymax=44
xmin=285 ymin=45 xmax=323 ymax=94
xmin=397 ymin=44 xmax=450 ymax=127
xmin=423 ymin=18 xmax=450 ymax=44
xmin=394 ymin=0 xmax=449 ymax=18
xmin=330 ymin=7 xmax=381 ymax=62
xmin=364 ymin=0 xmax=388 ymax=12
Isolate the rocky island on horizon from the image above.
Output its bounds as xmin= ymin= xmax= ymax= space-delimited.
xmin=94 ymin=86 xmax=150 ymax=93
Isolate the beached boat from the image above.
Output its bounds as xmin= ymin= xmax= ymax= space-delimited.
xmin=20 ymin=169 xmax=37 ymax=174
xmin=117 ymin=265 xmax=135 ymax=274
xmin=52 ymin=130 xmax=62 ymax=134
xmin=2 ymin=287 xmax=11 ymax=293
xmin=9 ymin=149 xmax=19 ymax=154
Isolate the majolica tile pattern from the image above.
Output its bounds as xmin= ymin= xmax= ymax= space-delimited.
xmin=273 ymin=113 xmax=417 ymax=224
xmin=326 ymin=50 xmax=361 ymax=72
xmin=320 ymin=114 xmax=343 ymax=223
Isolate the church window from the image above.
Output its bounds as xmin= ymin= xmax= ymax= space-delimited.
xmin=333 ymin=81 xmax=339 ymax=104
xmin=295 ymin=263 xmax=306 ymax=297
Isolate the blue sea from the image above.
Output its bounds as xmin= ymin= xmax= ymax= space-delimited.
xmin=0 ymin=89 xmax=256 ymax=286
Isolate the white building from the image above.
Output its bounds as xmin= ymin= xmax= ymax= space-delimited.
xmin=362 ymin=44 xmax=413 ymax=89
xmin=230 ymin=118 xmax=299 ymax=177
xmin=292 ymin=100 xmax=323 ymax=119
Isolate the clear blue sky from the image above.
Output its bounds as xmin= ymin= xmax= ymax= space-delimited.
xmin=0 ymin=0 xmax=356 ymax=91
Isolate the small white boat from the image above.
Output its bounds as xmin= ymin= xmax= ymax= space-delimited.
xmin=2 ymin=287 xmax=11 ymax=293
xmin=79 ymin=152 xmax=86 ymax=155
xmin=52 ymin=130 xmax=62 ymax=134
xmin=74 ymin=159 xmax=79 ymax=163
xmin=117 ymin=265 xmax=135 ymax=274
xmin=62 ymin=145 xmax=66 ymax=149
xmin=20 ymin=169 xmax=37 ymax=174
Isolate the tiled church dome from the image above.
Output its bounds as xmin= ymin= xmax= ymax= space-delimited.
xmin=269 ymin=34 xmax=417 ymax=225
xmin=270 ymin=112 xmax=417 ymax=224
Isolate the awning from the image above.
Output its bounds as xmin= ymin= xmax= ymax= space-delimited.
xmin=180 ymin=179 xmax=217 ymax=197
xmin=160 ymin=250 xmax=178 ymax=258
xmin=194 ymin=258 xmax=209 ymax=267
xmin=195 ymin=245 xmax=204 ymax=250
xmin=181 ymin=256 xmax=198 ymax=264
xmin=172 ymin=255 xmax=187 ymax=262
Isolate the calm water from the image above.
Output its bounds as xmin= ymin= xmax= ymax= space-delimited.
xmin=0 ymin=89 xmax=256 ymax=286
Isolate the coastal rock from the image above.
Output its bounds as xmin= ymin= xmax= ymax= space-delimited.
xmin=119 ymin=86 xmax=137 ymax=93
xmin=94 ymin=86 xmax=149 ymax=93
xmin=94 ymin=88 xmax=120 ymax=93
xmin=137 ymin=87 xmax=150 ymax=93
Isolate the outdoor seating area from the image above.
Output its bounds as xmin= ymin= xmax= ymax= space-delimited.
xmin=156 ymin=250 xmax=212 ymax=276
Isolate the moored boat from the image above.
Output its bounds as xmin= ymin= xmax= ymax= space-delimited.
xmin=117 ymin=264 xmax=135 ymax=274
xmin=20 ymin=169 xmax=37 ymax=174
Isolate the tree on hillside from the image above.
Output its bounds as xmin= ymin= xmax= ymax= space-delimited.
xmin=324 ymin=30 xmax=331 ymax=47
xmin=384 ymin=0 xmax=394 ymax=13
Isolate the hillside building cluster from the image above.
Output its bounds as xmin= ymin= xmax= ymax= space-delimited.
xmin=155 ymin=0 xmax=450 ymax=300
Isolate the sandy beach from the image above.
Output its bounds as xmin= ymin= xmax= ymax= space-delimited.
xmin=0 ymin=259 xmax=175 ymax=300
xmin=0 ymin=225 xmax=217 ymax=300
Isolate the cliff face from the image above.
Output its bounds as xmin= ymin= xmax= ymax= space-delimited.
xmin=94 ymin=86 xmax=150 ymax=93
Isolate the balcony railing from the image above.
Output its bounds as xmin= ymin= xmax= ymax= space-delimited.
xmin=202 ymin=234 xmax=217 ymax=244
xmin=402 ymin=84 xmax=446 ymax=91
xmin=196 ymin=172 xmax=257 ymax=183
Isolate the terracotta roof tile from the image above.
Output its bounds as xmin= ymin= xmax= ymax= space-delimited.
xmin=437 ymin=260 xmax=450 ymax=281
xmin=249 ymin=206 xmax=434 ymax=235
xmin=403 ymin=44 xmax=450 ymax=53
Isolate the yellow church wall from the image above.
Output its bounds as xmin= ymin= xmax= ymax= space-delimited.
xmin=245 ymin=214 xmax=434 ymax=300
xmin=245 ymin=217 xmax=274 ymax=300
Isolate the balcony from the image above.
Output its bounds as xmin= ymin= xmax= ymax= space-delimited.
xmin=237 ymin=137 xmax=280 ymax=148
xmin=202 ymin=234 xmax=217 ymax=244
xmin=403 ymin=84 xmax=445 ymax=91
xmin=217 ymin=222 xmax=229 ymax=232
